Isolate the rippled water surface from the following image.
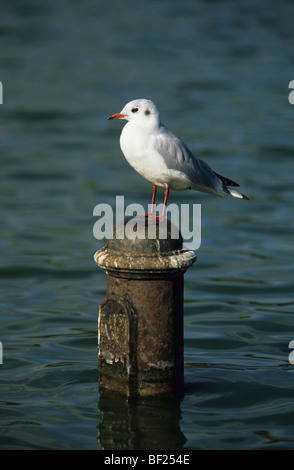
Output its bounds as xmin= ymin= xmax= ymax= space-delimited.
xmin=1 ymin=0 xmax=294 ymax=450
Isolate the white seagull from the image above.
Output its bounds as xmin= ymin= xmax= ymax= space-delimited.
xmin=107 ymin=98 xmax=248 ymax=220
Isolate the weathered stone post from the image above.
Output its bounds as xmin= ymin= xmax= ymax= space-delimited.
xmin=94 ymin=216 xmax=196 ymax=399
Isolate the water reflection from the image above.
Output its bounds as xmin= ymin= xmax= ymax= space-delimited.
xmin=97 ymin=391 xmax=186 ymax=450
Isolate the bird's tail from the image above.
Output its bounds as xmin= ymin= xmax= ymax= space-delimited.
xmin=214 ymin=172 xmax=249 ymax=200
xmin=225 ymin=187 xmax=249 ymax=200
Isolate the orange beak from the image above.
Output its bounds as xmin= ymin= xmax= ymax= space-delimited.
xmin=107 ymin=112 xmax=126 ymax=120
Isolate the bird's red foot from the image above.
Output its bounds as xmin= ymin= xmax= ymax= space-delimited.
xmin=137 ymin=212 xmax=166 ymax=222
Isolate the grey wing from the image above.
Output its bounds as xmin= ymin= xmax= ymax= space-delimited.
xmin=155 ymin=126 xmax=225 ymax=195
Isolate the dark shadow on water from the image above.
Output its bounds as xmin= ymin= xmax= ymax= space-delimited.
xmin=97 ymin=390 xmax=187 ymax=450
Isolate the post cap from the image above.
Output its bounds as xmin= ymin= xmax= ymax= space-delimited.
xmin=94 ymin=216 xmax=196 ymax=278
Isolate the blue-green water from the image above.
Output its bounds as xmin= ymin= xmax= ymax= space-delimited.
xmin=1 ymin=0 xmax=294 ymax=450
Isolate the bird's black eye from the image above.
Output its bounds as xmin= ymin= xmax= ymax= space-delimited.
xmin=132 ymin=107 xmax=139 ymax=113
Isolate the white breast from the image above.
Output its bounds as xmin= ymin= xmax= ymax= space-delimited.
xmin=120 ymin=122 xmax=191 ymax=189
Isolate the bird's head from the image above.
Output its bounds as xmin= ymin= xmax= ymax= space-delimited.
xmin=107 ymin=99 xmax=160 ymax=129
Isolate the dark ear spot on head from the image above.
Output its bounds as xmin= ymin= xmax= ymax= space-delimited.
xmin=145 ymin=109 xmax=150 ymax=116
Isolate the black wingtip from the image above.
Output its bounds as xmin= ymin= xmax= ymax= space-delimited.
xmin=214 ymin=172 xmax=240 ymax=187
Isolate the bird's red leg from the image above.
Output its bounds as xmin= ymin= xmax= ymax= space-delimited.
xmin=141 ymin=184 xmax=168 ymax=221
xmin=158 ymin=185 xmax=169 ymax=222
xmin=137 ymin=184 xmax=157 ymax=218
xmin=150 ymin=184 xmax=157 ymax=214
